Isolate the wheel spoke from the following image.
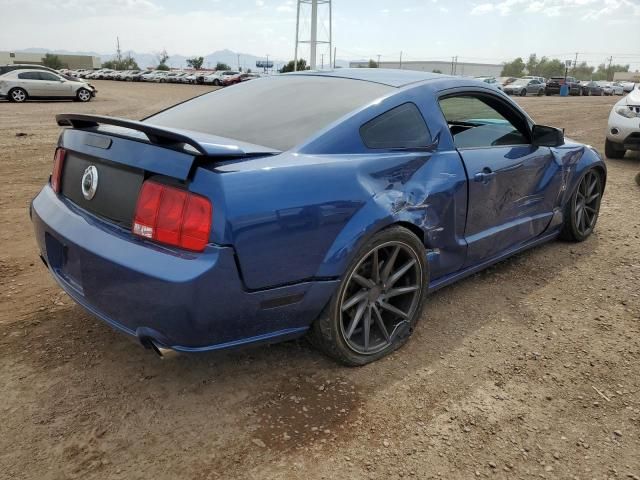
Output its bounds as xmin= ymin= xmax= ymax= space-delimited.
xmin=363 ymin=306 xmax=372 ymax=351
xmin=345 ymin=300 xmax=368 ymax=339
xmin=576 ymin=206 xmax=584 ymax=231
xmin=584 ymin=205 xmax=596 ymax=213
xmin=372 ymin=248 xmax=380 ymax=284
xmin=387 ymin=259 xmax=417 ymax=288
xmin=353 ymin=274 xmax=375 ymax=289
xmin=385 ymin=285 xmax=419 ymax=299
xmin=378 ymin=301 xmax=409 ymax=319
xmin=381 ymin=246 xmax=400 ymax=283
xmin=372 ymin=304 xmax=390 ymax=342
xmin=587 ymin=177 xmax=597 ymax=196
xmin=342 ymin=290 xmax=369 ymax=311
xmin=586 ymin=192 xmax=599 ymax=204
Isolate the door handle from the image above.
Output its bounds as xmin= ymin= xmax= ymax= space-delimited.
xmin=474 ymin=168 xmax=496 ymax=184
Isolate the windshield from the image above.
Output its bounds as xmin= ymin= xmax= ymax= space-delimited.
xmin=146 ymin=75 xmax=392 ymax=150
xmin=512 ymin=79 xmax=528 ymax=85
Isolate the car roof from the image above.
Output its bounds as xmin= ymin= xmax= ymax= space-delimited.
xmin=287 ymin=68 xmax=450 ymax=87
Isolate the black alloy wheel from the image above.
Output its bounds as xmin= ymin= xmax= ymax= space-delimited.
xmin=560 ymin=169 xmax=603 ymax=242
xmin=338 ymin=241 xmax=422 ymax=355
xmin=309 ymin=226 xmax=428 ymax=366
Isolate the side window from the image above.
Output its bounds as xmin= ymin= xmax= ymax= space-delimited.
xmin=438 ymin=95 xmax=530 ymax=149
xmin=38 ymin=72 xmax=60 ymax=81
xmin=360 ymin=103 xmax=431 ymax=149
xmin=17 ymin=72 xmax=41 ymax=80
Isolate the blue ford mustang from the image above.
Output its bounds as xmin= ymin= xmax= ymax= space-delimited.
xmin=31 ymin=69 xmax=605 ymax=365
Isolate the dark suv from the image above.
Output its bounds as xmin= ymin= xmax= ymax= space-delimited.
xmin=545 ymin=76 xmax=581 ymax=96
xmin=0 ymin=64 xmax=60 ymax=77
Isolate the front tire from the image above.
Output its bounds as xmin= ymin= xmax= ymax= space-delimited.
xmin=520 ymin=89 xmax=527 ymax=97
xmin=309 ymin=226 xmax=428 ymax=366
xmin=8 ymin=87 xmax=27 ymax=103
xmin=560 ymin=169 xmax=603 ymax=242
xmin=605 ymin=138 xmax=626 ymax=159
xmin=75 ymin=88 xmax=92 ymax=102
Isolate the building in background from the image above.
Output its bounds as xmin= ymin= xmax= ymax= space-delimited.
xmin=0 ymin=51 xmax=101 ymax=69
xmin=613 ymin=71 xmax=640 ymax=82
xmin=349 ymin=60 xmax=503 ymax=77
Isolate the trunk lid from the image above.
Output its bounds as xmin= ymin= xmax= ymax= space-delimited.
xmin=56 ymin=114 xmax=278 ymax=228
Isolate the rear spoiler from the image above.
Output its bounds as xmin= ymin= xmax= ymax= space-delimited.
xmin=56 ymin=113 xmax=278 ymax=158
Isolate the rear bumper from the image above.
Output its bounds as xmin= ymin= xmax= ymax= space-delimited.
xmin=31 ymin=185 xmax=338 ymax=353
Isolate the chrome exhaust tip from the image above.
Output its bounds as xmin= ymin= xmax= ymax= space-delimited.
xmin=145 ymin=339 xmax=179 ymax=360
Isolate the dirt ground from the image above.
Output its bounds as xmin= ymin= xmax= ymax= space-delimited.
xmin=1 ymin=81 xmax=639 ymax=480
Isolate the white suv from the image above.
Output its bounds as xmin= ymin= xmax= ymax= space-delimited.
xmin=606 ymin=85 xmax=640 ymax=158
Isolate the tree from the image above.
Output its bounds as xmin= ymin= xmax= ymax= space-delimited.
xmin=279 ymin=59 xmax=307 ymax=73
xmin=102 ymin=56 xmax=139 ymax=70
xmin=186 ymin=56 xmax=204 ymax=70
xmin=538 ymin=58 xmax=565 ymax=78
xmin=42 ymin=53 xmax=64 ymax=70
xmin=215 ymin=62 xmax=231 ymax=71
xmin=501 ymin=57 xmax=525 ymax=77
xmin=572 ymin=61 xmax=594 ymax=80
xmin=593 ymin=62 xmax=629 ymax=81
xmin=525 ymin=54 xmax=539 ymax=76
xmin=156 ymin=49 xmax=170 ymax=70
xmin=368 ymin=59 xmax=378 ymax=68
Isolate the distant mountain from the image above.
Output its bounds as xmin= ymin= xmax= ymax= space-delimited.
xmin=14 ymin=48 xmax=351 ymax=70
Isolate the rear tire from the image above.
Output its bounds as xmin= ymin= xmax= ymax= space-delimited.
xmin=560 ymin=169 xmax=603 ymax=242
xmin=8 ymin=87 xmax=27 ymax=103
xmin=537 ymin=89 xmax=544 ymax=96
xmin=309 ymin=226 xmax=428 ymax=366
xmin=520 ymin=89 xmax=527 ymax=97
xmin=605 ymin=138 xmax=626 ymax=159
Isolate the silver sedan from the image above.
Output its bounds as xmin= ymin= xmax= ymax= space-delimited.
xmin=0 ymin=69 xmax=96 ymax=103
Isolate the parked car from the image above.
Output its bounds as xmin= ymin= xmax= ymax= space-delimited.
xmin=605 ymin=86 xmax=640 ymax=159
xmin=31 ymin=70 xmax=605 ymax=365
xmin=620 ymin=81 xmax=635 ymax=93
xmin=523 ymin=75 xmax=546 ymax=83
xmin=203 ymin=71 xmax=239 ymax=86
xmin=140 ymin=71 xmax=161 ymax=82
xmin=474 ymin=76 xmax=502 ymax=91
xmin=545 ymin=76 xmax=581 ymax=95
xmin=126 ymin=70 xmax=148 ymax=82
xmin=580 ymin=81 xmax=604 ymax=96
xmin=497 ymin=77 xmax=517 ymax=86
xmin=0 ymin=69 xmax=96 ymax=102
xmin=503 ymin=78 xmax=545 ymax=96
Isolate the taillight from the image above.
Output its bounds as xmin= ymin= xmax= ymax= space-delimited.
xmin=132 ymin=180 xmax=212 ymax=252
xmin=51 ymin=147 xmax=66 ymax=193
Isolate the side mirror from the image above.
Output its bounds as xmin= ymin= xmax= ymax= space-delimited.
xmin=532 ymin=124 xmax=564 ymax=147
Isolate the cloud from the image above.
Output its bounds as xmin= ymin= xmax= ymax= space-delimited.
xmin=470 ymin=3 xmax=495 ymax=14
xmin=470 ymin=0 xmax=640 ymax=18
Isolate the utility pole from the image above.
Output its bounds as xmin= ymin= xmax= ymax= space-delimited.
xmin=377 ymin=54 xmax=381 ymax=67
xmin=607 ymin=56 xmax=613 ymax=81
xmin=572 ymin=52 xmax=579 ymax=74
xmin=310 ymin=0 xmax=318 ymax=69
xmin=116 ymin=36 xmax=122 ymax=63
xmin=237 ymin=54 xmax=241 ymax=71
xmin=451 ymin=56 xmax=458 ymax=75
xmin=294 ymin=0 xmax=332 ymax=71
xmin=333 ymin=46 xmax=336 ymax=68
xmin=294 ymin=0 xmax=301 ymax=71
xmin=320 ymin=54 xmax=324 ymax=69
xmin=399 ymin=51 xmax=403 ymax=70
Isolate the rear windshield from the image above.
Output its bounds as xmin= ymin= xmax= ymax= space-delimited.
xmin=145 ymin=75 xmax=393 ymax=150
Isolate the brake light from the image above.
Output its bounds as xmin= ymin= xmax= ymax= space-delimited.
xmin=132 ymin=181 xmax=212 ymax=252
xmin=51 ymin=147 xmax=66 ymax=193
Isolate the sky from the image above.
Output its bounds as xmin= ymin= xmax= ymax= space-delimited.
xmin=1 ymin=0 xmax=639 ymax=69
